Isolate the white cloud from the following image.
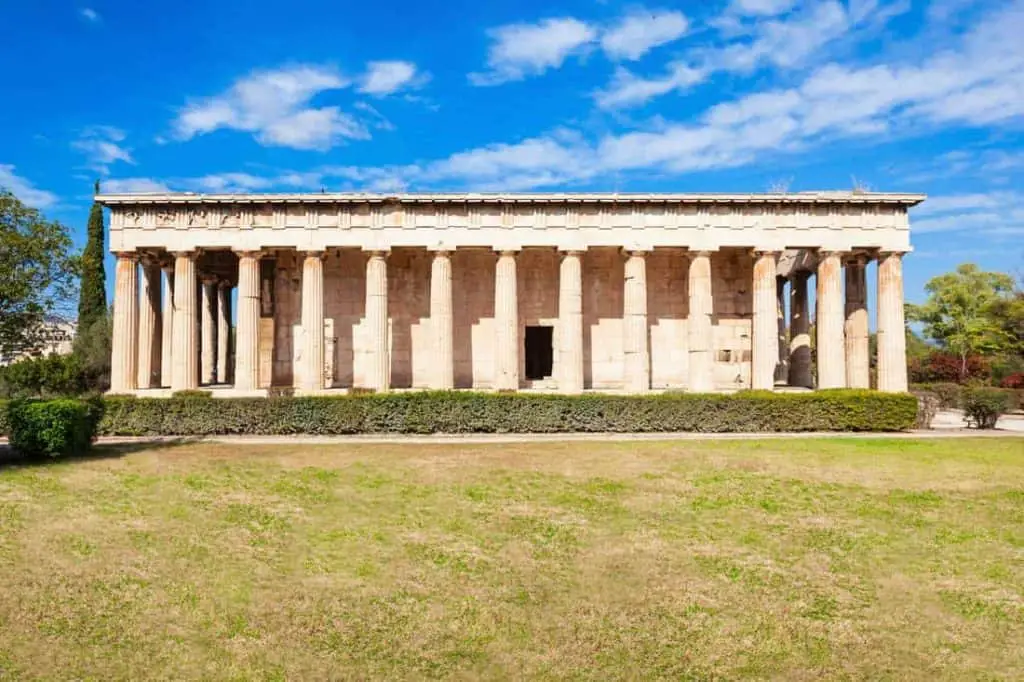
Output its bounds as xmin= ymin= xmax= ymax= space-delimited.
xmin=601 ymin=9 xmax=689 ymax=61
xmin=72 ymin=125 xmax=134 ymax=174
xmin=469 ymin=18 xmax=597 ymax=86
xmin=80 ymin=8 xmax=100 ymax=23
xmin=358 ymin=61 xmax=425 ymax=95
xmin=173 ymin=65 xmax=368 ymax=150
xmin=101 ymin=178 xmax=171 ymax=193
xmin=911 ymin=191 xmax=1024 ymax=237
xmin=594 ymin=62 xmax=705 ymax=109
xmin=728 ymin=0 xmax=801 ymax=16
xmin=0 ymin=165 xmax=58 ymax=208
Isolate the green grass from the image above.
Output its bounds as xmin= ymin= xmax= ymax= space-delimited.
xmin=1 ymin=437 xmax=1023 ymax=680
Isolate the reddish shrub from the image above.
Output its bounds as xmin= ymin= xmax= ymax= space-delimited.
xmin=909 ymin=352 xmax=990 ymax=384
xmin=1000 ymin=373 xmax=1024 ymax=389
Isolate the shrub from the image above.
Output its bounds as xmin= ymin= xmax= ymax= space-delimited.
xmin=910 ymin=382 xmax=962 ymax=409
xmin=0 ymin=354 xmax=87 ymax=399
xmin=911 ymin=390 xmax=939 ymax=430
xmin=909 ymin=352 xmax=990 ymax=384
xmin=1000 ymin=373 xmax=1024 ymax=389
xmin=6 ymin=398 xmax=98 ymax=458
xmin=962 ymin=388 xmax=1010 ymax=429
xmin=92 ymin=390 xmax=918 ymax=436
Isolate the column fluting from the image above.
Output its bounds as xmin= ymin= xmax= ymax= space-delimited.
xmin=844 ymin=255 xmax=870 ymax=389
xmin=110 ymin=252 xmax=139 ymax=393
xmin=234 ymin=251 xmax=261 ymax=392
xmin=788 ymin=271 xmax=813 ymax=388
xmin=160 ymin=265 xmax=175 ymax=388
xmin=494 ymin=251 xmax=519 ymax=390
xmin=559 ymin=250 xmax=584 ymax=394
xmin=137 ymin=258 xmax=161 ymax=389
xmin=171 ymin=252 xmax=198 ymax=391
xmin=217 ymin=282 xmax=231 ymax=385
xmin=623 ymin=250 xmax=649 ymax=393
xmin=430 ymin=250 xmax=455 ymax=390
xmin=200 ymin=277 xmax=218 ymax=385
xmin=775 ymin=275 xmax=788 ymax=384
xmin=877 ymin=252 xmax=909 ymax=392
xmin=301 ymin=252 xmax=325 ymax=392
xmin=366 ymin=251 xmax=390 ymax=392
xmin=688 ymin=250 xmax=714 ymax=392
xmin=752 ymin=251 xmax=779 ymax=391
xmin=816 ymin=251 xmax=847 ymax=389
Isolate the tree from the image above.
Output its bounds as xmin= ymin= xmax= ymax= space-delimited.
xmin=0 ymin=190 xmax=78 ymax=359
xmin=907 ymin=263 xmax=1016 ymax=381
xmin=77 ymin=180 xmax=107 ymax=331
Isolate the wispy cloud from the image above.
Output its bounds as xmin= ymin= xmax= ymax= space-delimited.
xmin=79 ymin=7 xmax=100 ymax=23
xmin=601 ymin=9 xmax=689 ymax=61
xmin=358 ymin=61 xmax=427 ymax=96
xmin=594 ymin=62 xmax=705 ymax=109
xmin=173 ymin=65 xmax=367 ymax=150
xmin=0 ymin=164 xmax=58 ymax=208
xmin=469 ymin=18 xmax=597 ymax=86
xmin=72 ymin=125 xmax=134 ymax=175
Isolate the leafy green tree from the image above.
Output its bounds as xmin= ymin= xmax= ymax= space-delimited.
xmin=907 ymin=263 xmax=1016 ymax=380
xmin=77 ymin=180 xmax=107 ymax=331
xmin=0 ymin=190 xmax=78 ymax=359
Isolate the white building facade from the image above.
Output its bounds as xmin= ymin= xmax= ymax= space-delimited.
xmin=99 ymin=192 xmax=922 ymax=395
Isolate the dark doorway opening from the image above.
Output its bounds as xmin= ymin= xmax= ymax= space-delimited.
xmin=524 ymin=326 xmax=554 ymax=380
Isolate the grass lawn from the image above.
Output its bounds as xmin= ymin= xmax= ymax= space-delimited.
xmin=1 ymin=438 xmax=1023 ymax=680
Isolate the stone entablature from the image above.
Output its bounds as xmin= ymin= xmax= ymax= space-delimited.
xmin=102 ymin=192 xmax=919 ymax=253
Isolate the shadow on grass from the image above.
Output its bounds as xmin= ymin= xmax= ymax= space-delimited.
xmin=0 ymin=437 xmax=199 ymax=470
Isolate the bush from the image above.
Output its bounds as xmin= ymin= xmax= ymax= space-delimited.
xmin=0 ymin=354 xmax=87 ymax=399
xmin=1000 ymin=373 xmax=1024 ymax=389
xmin=962 ymin=388 xmax=1010 ymax=429
xmin=90 ymin=390 xmax=918 ymax=436
xmin=911 ymin=390 xmax=939 ymax=430
xmin=910 ymin=382 xmax=962 ymax=409
xmin=171 ymin=390 xmax=213 ymax=399
xmin=909 ymin=352 xmax=990 ymax=384
xmin=6 ymin=398 xmax=98 ymax=458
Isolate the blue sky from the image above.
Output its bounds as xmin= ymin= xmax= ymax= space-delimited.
xmin=1 ymin=0 xmax=1022 ymax=305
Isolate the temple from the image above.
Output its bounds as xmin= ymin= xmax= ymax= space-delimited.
xmin=97 ymin=191 xmax=923 ymax=395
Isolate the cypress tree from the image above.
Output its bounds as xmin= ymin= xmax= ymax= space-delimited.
xmin=78 ymin=179 xmax=107 ymax=329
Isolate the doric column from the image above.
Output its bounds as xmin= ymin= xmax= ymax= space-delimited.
xmin=623 ymin=250 xmax=649 ymax=392
xmin=789 ymin=271 xmax=812 ymax=388
xmin=110 ymin=251 xmax=139 ymax=393
xmin=494 ymin=250 xmax=519 ymax=390
xmin=234 ymin=251 xmax=261 ymax=392
xmin=844 ymin=254 xmax=870 ymax=389
xmin=877 ymin=251 xmax=909 ymax=392
xmin=430 ymin=249 xmax=454 ymax=390
xmin=688 ymin=250 xmax=714 ymax=392
xmin=776 ymin=275 xmax=788 ymax=384
xmin=300 ymin=251 xmax=325 ymax=392
xmin=160 ymin=264 xmax=175 ymax=388
xmin=217 ymin=281 xmax=231 ymax=384
xmin=137 ymin=257 xmax=162 ymax=389
xmin=816 ymin=250 xmax=847 ymax=389
xmin=559 ymin=250 xmax=584 ymax=394
xmin=171 ymin=252 xmax=198 ymax=391
xmin=200 ymin=276 xmax=218 ymax=385
xmin=366 ymin=250 xmax=390 ymax=392
xmin=752 ymin=251 xmax=779 ymax=391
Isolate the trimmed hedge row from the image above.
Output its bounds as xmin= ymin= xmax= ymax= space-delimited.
xmin=910 ymin=383 xmax=1024 ymax=412
xmin=6 ymin=399 xmax=97 ymax=458
xmin=1 ymin=391 xmax=918 ymax=436
xmin=0 ymin=390 xmax=917 ymax=436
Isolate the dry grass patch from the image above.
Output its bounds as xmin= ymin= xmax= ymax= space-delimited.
xmin=1 ymin=437 xmax=1023 ymax=680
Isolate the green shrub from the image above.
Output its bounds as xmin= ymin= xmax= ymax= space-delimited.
xmin=0 ymin=354 xmax=87 ymax=399
xmin=0 ymin=398 xmax=8 ymax=435
xmin=92 ymin=390 xmax=917 ymax=436
xmin=7 ymin=399 xmax=98 ymax=458
xmin=962 ymin=388 xmax=1010 ymax=429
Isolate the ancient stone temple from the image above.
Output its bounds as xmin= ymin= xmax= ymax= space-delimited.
xmin=99 ymin=191 xmax=922 ymax=396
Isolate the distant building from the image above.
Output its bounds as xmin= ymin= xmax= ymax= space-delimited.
xmin=0 ymin=316 xmax=77 ymax=366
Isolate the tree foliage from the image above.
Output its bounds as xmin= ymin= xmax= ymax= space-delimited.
xmin=77 ymin=181 xmax=107 ymax=331
xmin=908 ymin=263 xmax=1017 ymax=380
xmin=0 ymin=190 xmax=78 ymax=359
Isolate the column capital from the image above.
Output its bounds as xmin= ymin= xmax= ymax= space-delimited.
xmin=233 ymin=248 xmax=263 ymax=259
xmin=364 ymin=248 xmax=390 ymax=258
xmin=112 ymin=250 xmax=138 ymax=260
xmin=302 ymin=249 xmax=325 ymax=259
xmin=752 ymin=248 xmax=782 ymax=257
xmin=494 ymin=248 xmax=520 ymax=257
xmin=623 ymin=249 xmax=648 ymax=258
xmin=686 ymin=249 xmax=716 ymax=259
xmin=171 ymin=250 xmax=196 ymax=259
xmin=816 ymin=248 xmax=847 ymax=258
xmin=876 ymin=249 xmax=908 ymax=258
xmin=559 ymin=248 xmax=586 ymax=257
xmin=427 ymin=244 xmax=454 ymax=254
xmin=844 ymin=252 xmax=870 ymax=266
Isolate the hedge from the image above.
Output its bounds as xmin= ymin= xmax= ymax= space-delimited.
xmin=0 ymin=390 xmax=902 ymax=436
xmin=6 ymin=399 xmax=98 ymax=458
xmin=910 ymin=383 xmax=1024 ymax=412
